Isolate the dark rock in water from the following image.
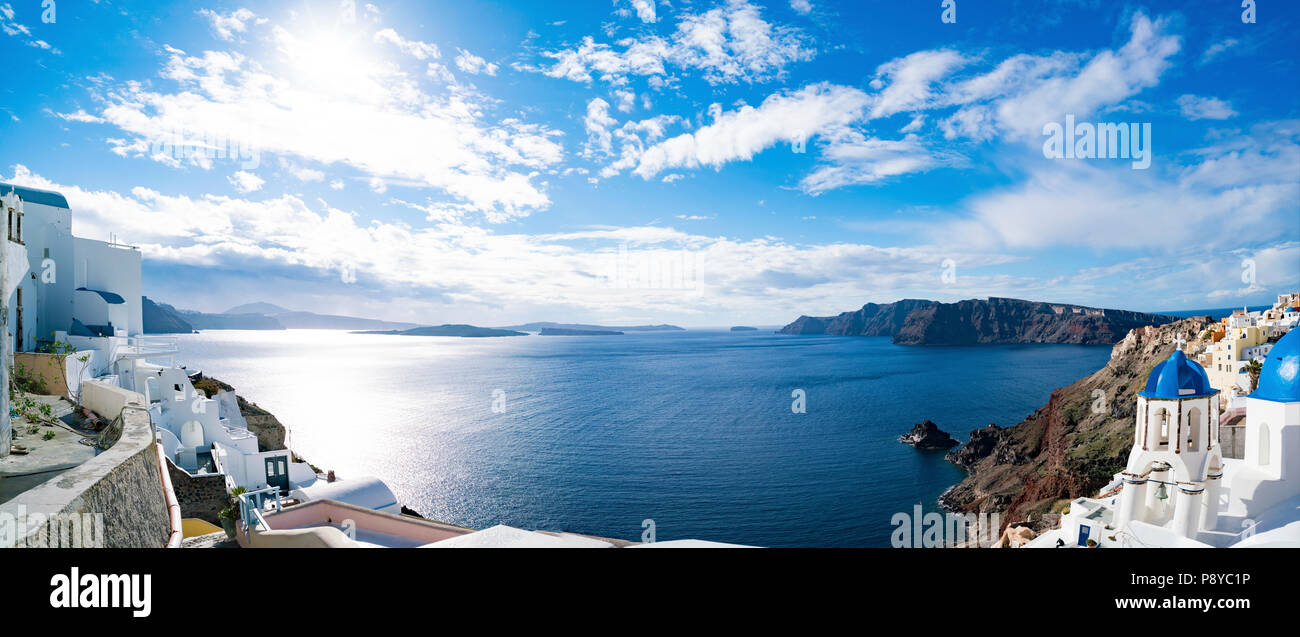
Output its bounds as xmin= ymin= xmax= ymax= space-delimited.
xmin=730 ymin=326 xmax=758 ymax=331
xmin=401 ymin=505 xmax=424 ymax=519
xmin=900 ymin=420 xmax=958 ymax=449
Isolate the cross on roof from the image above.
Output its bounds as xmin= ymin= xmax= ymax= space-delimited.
xmin=1174 ymin=333 xmax=1187 ymax=351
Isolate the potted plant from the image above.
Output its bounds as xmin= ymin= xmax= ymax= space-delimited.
xmin=218 ymin=486 xmax=248 ymax=539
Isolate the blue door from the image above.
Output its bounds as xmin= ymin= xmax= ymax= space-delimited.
xmin=265 ymin=456 xmax=289 ymax=494
xmin=1077 ymin=524 xmax=1091 ymax=547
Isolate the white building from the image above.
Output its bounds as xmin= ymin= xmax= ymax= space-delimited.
xmin=1029 ymin=329 xmax=1300 ymax=548
xmin=1 ymin=183 xmax=141 ymax=352
xmin=0 ymin=183 xmax=328 ymax=498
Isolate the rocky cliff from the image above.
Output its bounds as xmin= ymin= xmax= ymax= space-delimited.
xmin=938 ymin=316 xmax=1216 ymax=527
xmin=142 ymin=297 xmax=195 ymax=334
xmin=181 ymin=311 xmax=286 ymax=330
xmin=894 ymin=297 xmax=1177 ymax=345
xmin=777 ymin=299 xmax=935 ymax=336
xmin=778 ymin=297 xmax=1175 ymax=345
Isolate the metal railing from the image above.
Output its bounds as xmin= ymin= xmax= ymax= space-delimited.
xmin=123 ymin=335 xmax=180 ymax=356
xmin=238 ymin=486 xmax=283 ymax=532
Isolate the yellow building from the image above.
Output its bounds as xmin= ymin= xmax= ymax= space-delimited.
xmin=1207 ymin=324 xmax=1266 ymax=392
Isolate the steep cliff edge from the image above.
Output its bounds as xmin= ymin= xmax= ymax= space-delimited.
xmin=894 ymin=297 xmax=1177 ymax=345
xmin=778 ymin=297 xmax=1175 ymax=345
xmin=777 ymin=299 xmax=935 ymax=336
xmin=939 ymin=316 xmax=1216 ymax=526
xmin=142 ymin=297 xmax=195 ymax=334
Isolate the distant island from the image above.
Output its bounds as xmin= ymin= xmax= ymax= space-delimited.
xmin=354 ymin=325 xmax=528 ymax=338
xmin=143 ymin=299 xmax=423 ymax=333
xmin=499 ymin=322 xmax=682 ymax=332
xmin=142 ymin=299 xmax=685 ymax=338
xmin=778 ymin=297 xmax=1177 ymax=345
xmin=730 ymin=326 xmax=758 ymax=331
xmin=226 ymin=302 xmax=422 ymax=331
xmin=539 ymin=328 xmax=623 ymax=336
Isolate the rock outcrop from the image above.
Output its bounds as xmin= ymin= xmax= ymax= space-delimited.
xmin=893 ymin=297 xmax=1176 ymax=345
xmin=938 ymin=316 xmax=1216 ymax=527
xmin=142 ymin=297 xmax=195 ymax=334
xmin=778 ymin=297 xmax=1176 ymax=345
xmin=900 ymin=420 xmax=959 ymax=449
xmin=778 ymin=299 xmax=934 ymax=336
xmin=181 ymin=311 xmax=286 ymax=330
xmin=191 ymin=376 xmax=287 ymax=452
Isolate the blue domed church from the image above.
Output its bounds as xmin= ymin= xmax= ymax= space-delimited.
xmin=1037 ymin=329 xmax=1300 ymax=548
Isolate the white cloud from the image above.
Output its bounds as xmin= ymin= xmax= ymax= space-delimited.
xmin=939 ymin=12 xmax=1180 ymax=142
xmin=280 ymin=158 xmax=325 ymax=182
xmin=454 ymin=48 xmax=498 ymax=75
xmin=1 ymin=2 xmax=60 ymax=53
xmin=228 ymin=170 xmax=264 ymax=193
xmin=373 ymin=28 xmax=440 ymax=60
xmin=620 ymin=0 xmax=657 ymax=23
xmin=583 ymin=97 xmax=617 ymax=157
xmin=869 ymin=49 xmax=966 ymax=119
xmin=1177 ymin=94 xmax=1237 ymax=120
xmin=3 ymin=164 xmax=1033 ymax=324
xmin=790 ymin=0 xmax=812 ymax=15
xmin=950 ymin=121 xmax=1300 ymax=251
xmin=1200 ymin=38 xmax=1238 ymax=65
xmin=79 ymin=21 xmax=563 ymax=221
xmin=617 ymin=82 xmax=870 ymax=179
xmin=199 ymin=8 xmax=256 ymax=41
xmin=801 ymin=132 xmax=955 ymax=194
xmin=53 ymin=109 xmax=105 ymax=123
xmin=535 ymin=0 xmax=813 ymax=85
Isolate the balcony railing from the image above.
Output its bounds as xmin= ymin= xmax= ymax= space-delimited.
xmin=121 ymin=336 xmax=180 ymax=357
xmin=239 ymin=486 xmax=284 ymax=532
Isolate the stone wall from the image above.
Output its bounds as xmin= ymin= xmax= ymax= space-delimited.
xmin=13 ymin=352 xmax=72 ymax=398
xmin=1 ymin=406 xmax=171 ymax=547
xmin=165 ymin=457 xmax=229 ymax=525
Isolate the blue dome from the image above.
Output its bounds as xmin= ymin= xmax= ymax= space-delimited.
xmin=1139 ymin=349 xmax=1218 ymax=400
xmin=1251 ymin=329 xmax=1299 ymax=403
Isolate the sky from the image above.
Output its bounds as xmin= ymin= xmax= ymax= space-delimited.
xmin=1 ymin=0 xmax=1297 ymax=327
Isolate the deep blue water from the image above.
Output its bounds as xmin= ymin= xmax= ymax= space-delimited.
xmin=174 ymin=329 xmax=1111 ymax=547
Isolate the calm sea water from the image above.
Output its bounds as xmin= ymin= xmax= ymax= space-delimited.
xmin=172 ymin=329 xmax=1111 ymax=547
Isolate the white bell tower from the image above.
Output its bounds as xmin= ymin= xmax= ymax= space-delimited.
xmin=1115 ymin=337 xmax=1222 ymax=539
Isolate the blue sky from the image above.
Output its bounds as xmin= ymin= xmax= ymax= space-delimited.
xmin=1 ymin=0 xmax=1297 ymax=326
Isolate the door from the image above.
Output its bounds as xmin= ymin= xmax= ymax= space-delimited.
xmin=265 ymin=456 xmax=290 ymax=494
xmin=1077 ymin=524 xmax=1091 ymax=547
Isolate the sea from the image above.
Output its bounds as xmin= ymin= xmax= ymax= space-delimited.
xmin=172 ymin=329 xmax=1113 ymax=547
